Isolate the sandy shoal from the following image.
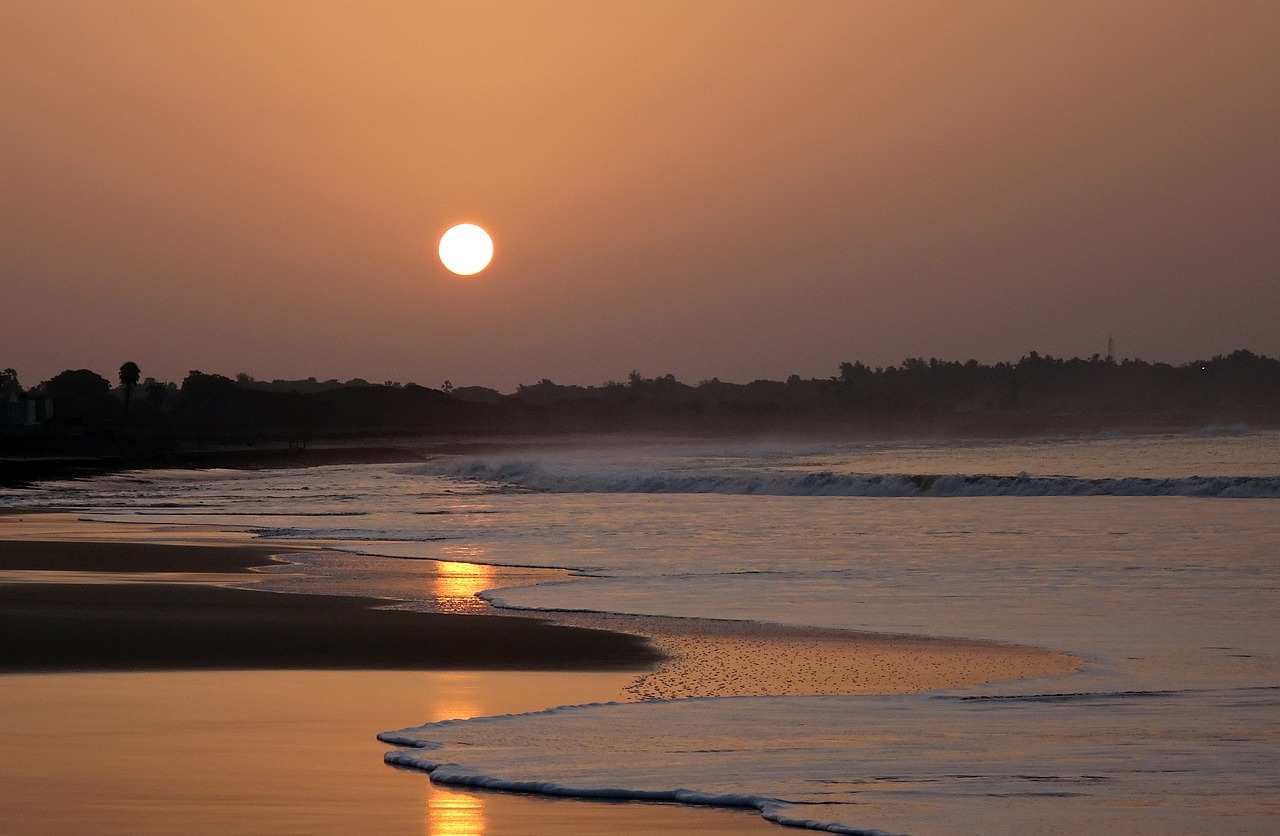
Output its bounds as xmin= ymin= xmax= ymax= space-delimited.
xmin=554 ymin=610 xmax=1083 ymax=699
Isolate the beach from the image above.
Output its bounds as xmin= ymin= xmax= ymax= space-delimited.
xmin=0 ymin=514 xmax=779 ymax=834
xmin=2 ymin=430 xmax=1277 ymax=834
xmin=0 ymin=548 xmax=658 ymax=675
xmin=6 ymin=1 xmax=1278 ymax=829
xmin=0 ymin=511 xmax=1077 ymax=834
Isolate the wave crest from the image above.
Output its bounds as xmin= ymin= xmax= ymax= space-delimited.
xmin=435 ymin=460 xmax=1280 ymax=498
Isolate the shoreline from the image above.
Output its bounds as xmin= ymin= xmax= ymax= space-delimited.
xmin=0 ymin=511 xmax=1083 ymax=690
xmin=5 ymin=418 xmax=1274 ymax=488
xmin=551 ymin=608 xmax=1082 ymax=699
xmin=0 ymin=512 xmax=789 ymax=834
xmin=0 ymin=442 xmax=432 ymax=487
xmin=0 ymin=513 xmax=1083 ymax=692
xmin=0 ymin=536 xmax=661 ymax=675
xmin=0 ymin=511 xmax=1085 ymax=834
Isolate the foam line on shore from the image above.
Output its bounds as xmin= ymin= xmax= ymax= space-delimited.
xmin=380 ymin=733 xmax=900 ymax=836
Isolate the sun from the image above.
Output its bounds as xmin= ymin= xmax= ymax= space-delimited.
xmin=438 ymin=223 xmax=494 ymax=276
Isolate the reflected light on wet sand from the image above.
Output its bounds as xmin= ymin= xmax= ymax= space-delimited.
xmin=427 ymin=786 xmax=486 ymax=836
xmin=0 ymin=670 xmax=649 ymax=835
xmin=423 ymin=673 xmax=486 ymax=834
xmin=432 ymin=548 xmax=496 ymax=613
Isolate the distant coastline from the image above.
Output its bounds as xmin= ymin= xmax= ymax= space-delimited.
xmin=3 ymin=350 xmax=1277 ymax=481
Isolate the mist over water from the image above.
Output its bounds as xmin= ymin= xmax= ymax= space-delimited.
xmin=4 ymin=430 xmax=1278 ymax=834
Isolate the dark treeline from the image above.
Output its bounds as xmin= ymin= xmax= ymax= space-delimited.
xmin=2 ymin=351 xmax=1279 ymax=463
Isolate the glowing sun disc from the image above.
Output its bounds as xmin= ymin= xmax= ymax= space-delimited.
xmin=438 ymin=223 xmax=494 ymax=275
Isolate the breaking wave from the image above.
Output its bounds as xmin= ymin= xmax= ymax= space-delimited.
xmin=379 ymin=703 xmax=902 ymax=836
xmin=437 ymin=460 xmax=1280 ymax=498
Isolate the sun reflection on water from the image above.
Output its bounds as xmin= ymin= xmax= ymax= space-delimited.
xmin=427 ymin=786 xmax=486 ymax=836
xmin=431 ymin=547 xmax=496 ymax=613
xmin=424 ymin=673 xmax=487 ymax=835
xmin=421 ymin=550 xmax=500 ymax=832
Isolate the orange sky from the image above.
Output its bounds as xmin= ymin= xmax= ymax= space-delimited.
xmin=3 ymin=1 xmax=1278 ymax=390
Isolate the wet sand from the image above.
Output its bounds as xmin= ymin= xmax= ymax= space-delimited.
xmin=0 ymin=669 xmax=781 ymax=836
xmin=0 ymin=579 xmax=660 ymax=674
xmin=0 ymin=512 xmax=1081 ymax=833
xmin=558 ymin=610 xmax=1082 ymax=700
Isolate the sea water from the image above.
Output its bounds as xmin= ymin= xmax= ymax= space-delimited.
xmin=4 ymin=429 xmax=1278 ymax=834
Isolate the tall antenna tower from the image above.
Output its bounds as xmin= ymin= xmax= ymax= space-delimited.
xmin=1106 ymin=335 xmax=1115 ymax=363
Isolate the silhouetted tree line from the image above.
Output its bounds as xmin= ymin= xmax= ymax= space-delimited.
xmin=486 ymin=351 xmax=1279 ymax=434
xmin=2 ymin=351 xmax=1278 ymax=459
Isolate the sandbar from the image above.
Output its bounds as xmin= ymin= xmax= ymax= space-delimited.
xmin=0 ymin=537 xmax=659 ymax=674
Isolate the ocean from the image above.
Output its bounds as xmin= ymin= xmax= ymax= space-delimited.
xmin=4 ymin=428 xmax=1278 ymax=835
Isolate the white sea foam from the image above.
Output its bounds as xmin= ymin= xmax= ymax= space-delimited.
xmin=381 ymin=687 xmax=1280 ymax=835
xmin=433 ymin=458 xmax=1280 ymax=498
xmin=378 ymin=698 xmax=905 ymax=836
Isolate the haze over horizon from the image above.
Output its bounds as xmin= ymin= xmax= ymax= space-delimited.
xmin=4 ymin=1 xmax=1278 ymax=392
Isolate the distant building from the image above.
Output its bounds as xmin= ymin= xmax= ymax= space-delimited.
xmin=3 ymin=388 xmax=53 ymax=426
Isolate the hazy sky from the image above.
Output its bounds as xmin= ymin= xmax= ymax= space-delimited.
xmin=3 ymin=1 xmax=1278 ymax=391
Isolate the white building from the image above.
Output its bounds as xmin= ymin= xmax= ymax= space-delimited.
xmin=3 ymin=389 xmax=52 ymax=426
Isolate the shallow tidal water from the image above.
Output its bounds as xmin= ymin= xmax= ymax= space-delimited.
xmin=4 ymin=429 xmax=1278 ymax=834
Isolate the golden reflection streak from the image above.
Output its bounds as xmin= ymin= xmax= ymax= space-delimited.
xmin=427 ymin=785 xmax=486 ymax=836
xmin=431 ymin=548 xmax=496 ymax=613
xmin=425 ymin=674 xmax=485 ymax=836
xmin=425 ymin=552 xmax=494 ymax=831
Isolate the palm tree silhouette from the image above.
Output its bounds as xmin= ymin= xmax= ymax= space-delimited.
xmin=119 ymin=361 xmax=141 ymax=419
